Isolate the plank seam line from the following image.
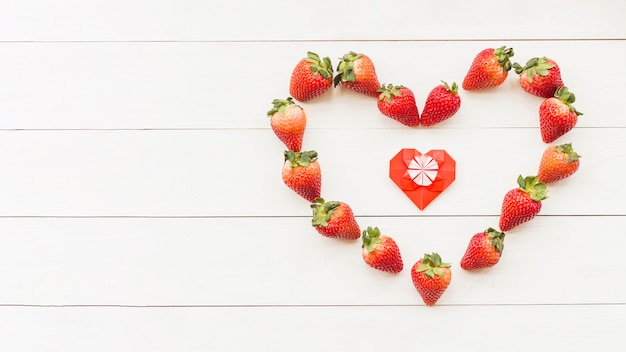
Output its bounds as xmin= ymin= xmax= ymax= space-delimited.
xmin=0 ymin=215 xmax=622 ymax=219
xmin=0 ymin=303 xmax=623 ymax=308
xmin=0 ymin=38 xmax=624 ymax=44
xmin=0 ymin=126 xmax=621 ymax=132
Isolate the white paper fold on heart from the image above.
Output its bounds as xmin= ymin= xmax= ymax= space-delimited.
xmin=407 ymin=154 xmax=439 ymax=186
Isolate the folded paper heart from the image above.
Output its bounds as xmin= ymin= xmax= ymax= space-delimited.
xmin=389 ymin=149 xmax=456 ymax=210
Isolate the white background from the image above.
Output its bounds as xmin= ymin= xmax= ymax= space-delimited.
xmin=0 ymin=1 xmax=625 ymax=350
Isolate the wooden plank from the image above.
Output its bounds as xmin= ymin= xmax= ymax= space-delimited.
xmin=0 ymin=305 xmax=623 ymax=351
xmin=0 ymin=40 xmax=622 ymax=129
xmin=0 ymin=1 xmax=624 ymax=41
xmin=0 ymin=216 xmax=623 ymax=306
xmin=0 ymin=128 xmax=621 ymax=217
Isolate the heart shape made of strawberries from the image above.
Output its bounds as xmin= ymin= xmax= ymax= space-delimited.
xmin=389 ymin=148 xmax=456 ymax=210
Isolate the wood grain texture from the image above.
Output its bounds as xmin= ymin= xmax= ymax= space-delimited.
xmin=1 ymin=305 xmax=624 ymax=351
xmin=1 ymin=1 xmax=624 ymax=351
xmin=0 ymin=128 xmax=621 ymax=216
xmin=0 ymin=41 xmax=622 ymax=129
xmin=0 ymin=216 xmax=624 ymax=306
xmin=0 ymin=0 xmax=624 ymax=41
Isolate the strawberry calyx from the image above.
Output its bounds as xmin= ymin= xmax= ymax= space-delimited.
xmin=442 ymin=80 xmax=458 ymax=94
xmin=485 ymin=227 xmax=505 ymax=254
xmin=556 ymin=143 xmax=581 ymax=162
xmin=267 ymin=97 xmax=298 ymax=117
xmin=512 ymin=57 xmax=555 ymax=82
xmin=554 ymin=86 xmax=583 ymax=116
xmin=361 ymin=226 xmax=383 ymax=252
xmin=493 ymin=46 xmax=514 ymax=72
xmin=516 ymin=175 xmax=549 ymax=203
xmin=376 ymin=84 xmax=404 ymax=102
xmin=416 ymin=252 xmax=451 ymax=279
xmin=334 ymin=51 xmax=364 ymax=87
xmin=304 ymin=51 xmax=333 ymax=79
xmin=284 ymin=150 xmax=318 ymax=168
xmin=311 ymin=197 xmax=341 ymax=227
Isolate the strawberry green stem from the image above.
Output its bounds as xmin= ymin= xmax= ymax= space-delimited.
xmin=362 ymin=226 xmax=382 ymax=252
xmin=554 ymin=87 xmax=583 ymax=116
xmin=311 ymin=197 xmax=341 ymax=227
xmin=556 ymin=143 xmax=581 ymax=162
xmin=334 ymin=51 xmax=364 ymax=87
xmin=517 ymin=175 xmax=548 ymax=202
xmin=416 ymin=252 xmax=451 ymax=279
xmin=512 ymin=57 xmax=554 ymax=82
xmin=284 ymin=150 xmax=318 ymax=168
xmin=493 ymin=46 xmax=514 ymax=72
xmin=305 ymin=51 xmax=333 ymax=79
xmin=485 ymin=227 xmax=505 ymax=254
xmin=267 ymin=97 xmax=297 ymax=116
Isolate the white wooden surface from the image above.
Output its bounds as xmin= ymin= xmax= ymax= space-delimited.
xmin=0 ymin=1 xmax=625 ymax=351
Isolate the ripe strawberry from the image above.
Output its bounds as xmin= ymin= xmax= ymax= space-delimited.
xmin=513 ymin=56 xmax=564 ymax=98
xmin=267 ymin=98 xmax=306 ymax=152
xmin=333 ymin=51 xmax=380 ymax=97
xmin=537 ymin=143 xmax=581 ymax=183
xmin=289 ymin=51 xmax=333 ymax=102
xmin=376 ymin=84 xmax=420 ymax=127
xmin=499 ymin=175 xmax=548 ymax=232
xmin=462 ymin=46 xmax=514 ymax=90
xmin=282 ymin=150 xmax=321 ymax=202
xmin=410 ymin=252 xmax=452 ymax=306
xmin=420 ymin=81 xmax=461 ymax=126
xmin=539 ymin=87 xmax=583 ymax=143
xmin=361 ymin=226 xmax=403 ymax=273
xmin=310 ymin=197 xmax=360 ymax=240
xmin=460 ymin=228 xmax=505 ymax=270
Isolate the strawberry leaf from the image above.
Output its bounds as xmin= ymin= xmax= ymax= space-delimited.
xmin=486 ymin=227 xmax=505 ymax=254
xmin=311 ymin=198 xmax=341 ymax=227
xmin=362 ymin=226 xmax=383 ymax=252
xmin=416 ymin=252 xmax=451 ymax=279
xmin=517 ymin=175 xmax=549 ymax=202
xmin=556 ymin=143 xmax=581 ymax=162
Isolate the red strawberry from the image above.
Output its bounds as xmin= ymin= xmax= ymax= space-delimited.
xmin=539 ymin=86 xmax=583 ymax=143
xmin=537 ymin=143 xmax=581 ymax=183
xmin=289 ymin=51 xmax=333 ymax=102
xmin=310 ymin=197 xmax=360 ymax=240
xmin=462 ymin=46 xmax=514 ymax=90
xmin=499 ymin=175 xmax=548 ymax=232
xmin=333 ymin=51 xmax=380 ymax=97
xmin=420 ymin=81 xmax=461 ymax=126
xmin=376 ymin=84 xmax=420 ymax=127
xmin=410 ymin=252 xmax=452 ymax=306
xmin=513 ymin=56 xmax=564 ymax=98
xmin=267 ymin=98 xmax=306 ymax=152
xmin=282 ymin=150 xmax=321 ymax=202
xmin=361 ymin=226 xmax=403 ymax=273
xmin=460 ymin=228 xmax=505 ymax=270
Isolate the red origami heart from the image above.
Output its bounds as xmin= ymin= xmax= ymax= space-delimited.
xmin=389 ymin=149 xmax=456 ymax=210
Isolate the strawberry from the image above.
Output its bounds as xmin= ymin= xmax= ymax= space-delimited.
xmin=267 ymin=98 xmax=306 ymax=152
xmin=289 ymin=51 xmax=333 ymax=102
xmin=361 ymin=226 xmax=403 ymax=273
xmin=410 ymin=252 xmax=452 ymax=306
xmin=420 ymin=81 xmax=461 ymax=126
xmin=310 ymin=197 xmax=360 ymax=240
xmin=376 ymin=84 xmax=420 ymax=127
xmin=513 ymin=56 xmax=564 ymax=98
xmin=460 ymin=228 xmax=505 ymax=270
xmin=282 ymin=150 xmax=321 ymax=202
xmin=333 ymin=51 xmax=380 ymax=97
xmin=537 ymin=143 xmax=581 ymax=183
xmin=462 ymin=46 xmax=514 ymax=90
xmin=539 ymin=86 xmax=583 ymax=143
xmin=499 ymin=175 xmax=548 ymax=232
